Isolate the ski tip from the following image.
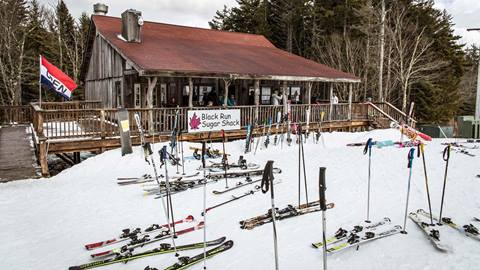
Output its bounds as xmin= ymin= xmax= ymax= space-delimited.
xmin=186 ymin=215 xmax=195 ymax=222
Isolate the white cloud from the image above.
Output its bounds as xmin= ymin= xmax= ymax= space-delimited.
xmin=434 ymin=0 xmax=480 ymax=47
xmin=39 ymin=0 xmax=239 ymax=29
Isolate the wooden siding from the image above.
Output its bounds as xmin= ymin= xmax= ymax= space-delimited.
xmin=85 ymin=32 xmax=126 ymax=108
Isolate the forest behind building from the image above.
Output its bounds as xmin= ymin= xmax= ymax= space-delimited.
xmin=0 ymin=0 xmax=478 ymax=124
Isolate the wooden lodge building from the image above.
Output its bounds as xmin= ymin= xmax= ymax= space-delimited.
xmin=81 ymin=5 xmax=359 ymax=111
xmin=1 ymin=4 xmax=414 ymax=178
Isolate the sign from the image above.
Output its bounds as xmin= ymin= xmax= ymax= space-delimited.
xmin=39 ymin=55 xmax=77 ymax=99
xmin=117 ymin=108 xmax=132 ymax=156
xmin=188 ymin=109 xmax=240 ymax=133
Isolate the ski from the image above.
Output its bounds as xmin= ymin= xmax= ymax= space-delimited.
xmin=245 ymin=124 xmax=252 ymax=153
xmin=311 ymin=217 xmax=391 ymax=248
xmin=85 ymin=215 xmax=194 ymax=250
xmin=212 ymin=177 xmax=261 ymax=195
xmin=160 ymin=240 xmax=234 ymax=270
xmin=326 ymin=225 xmax=402 ymax=254
xmin=118 ymin=176 xmax=181 ymax=186
xmin=240 ymin=201 xmax=334 ymax=230
xmin=206 ymin=167 xmax=281 ymax=180
xmin=408 ymin=212 xmax=452 ymax=252
xmin=264 ymin=117 xmax=272 ymax=149
xmin=273 ymin=111 xmax=281 ymax=145
xmin=417 ymin=209 xmax=480 ymax=241
xmin=117 ymin=174 xmax=152 ymax=181
xmin=90 ymin=222 xmax=205 ymax=259
xmin=71 ymin=237 xmax=226 ymax=270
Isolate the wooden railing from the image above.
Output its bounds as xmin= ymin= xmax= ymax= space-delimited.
xmin=370 ymin=102 xmax=417 ymax=127
xmin=31 ymin=103 xmax=373 ymax=140
xmin=0 ymin=105 xmax=33 ymax=125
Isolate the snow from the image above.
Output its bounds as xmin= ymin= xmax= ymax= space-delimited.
xmin=1 ymin=128 xmax=479 ymax=270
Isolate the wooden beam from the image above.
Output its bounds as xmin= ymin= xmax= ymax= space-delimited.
xmin=348 ymin=84 xmax=353 ymax=120
xmin=223 ymin=79 xmax=231 ymax=107
xmin=254 ymin=79 xmax=260 ymax=122
xmin=38 ymin=139 xmax=49 ymax=177
xmin=146 ymin=77 xmax=157 ymax=134
xmin=188 ymin=77 xmax=194 ymax=108
xmin=329 ymin=84 xmax=334 ymax=121
xmin=282 ymin=81 xmax=288 ymax=116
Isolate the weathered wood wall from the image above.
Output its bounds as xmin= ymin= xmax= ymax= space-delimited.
xmin=85 ymin=33 xmax=125 ymax=108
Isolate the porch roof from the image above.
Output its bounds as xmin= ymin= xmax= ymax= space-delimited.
xmin=90 ymin=15 xmax=360 ymax=83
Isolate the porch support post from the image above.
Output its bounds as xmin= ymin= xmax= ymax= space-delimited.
xmin=329 ymin=83 xmax=333 ymax=121
xmin=306 ymin=81 xmax=312 ymax=128
xmin=223 ymin=79 xmax=231 ymax=107
xmin=147 ymin=77 xmax=158 ymax=134
xmin=188 ymin=77 xmax=194 ymax=108
xmin=348 ymin=83 xmax=353 ymax=120
xmin=254 ymin=79 xmax=260 ymax=122
xmin=282 ymin=81 xmax=288 ymax=116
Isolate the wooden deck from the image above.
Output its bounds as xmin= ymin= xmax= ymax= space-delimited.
xmin=0 ymin=125 xmax=39 ymax=182
xmin=1 ymin=100 xmax=415 ymax=178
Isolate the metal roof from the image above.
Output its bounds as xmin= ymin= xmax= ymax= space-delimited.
xmin=90 ymin=15 xmax=360 ymax=82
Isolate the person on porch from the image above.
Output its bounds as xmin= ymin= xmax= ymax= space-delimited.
xmin=227 ymin=94 xmax=237 ymax=106
xmin=271 ymin=90 xmax=283 ymax=105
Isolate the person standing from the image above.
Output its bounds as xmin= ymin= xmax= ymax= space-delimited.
xmin=271 ymin=90 xmax=283 ymax=106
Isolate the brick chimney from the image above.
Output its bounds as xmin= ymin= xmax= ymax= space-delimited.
xmin=121 ymin=9 xmax=143 ymax=43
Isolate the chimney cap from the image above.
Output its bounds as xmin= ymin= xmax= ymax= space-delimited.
xmin=93 ymin=3 xmax=108 ymax=15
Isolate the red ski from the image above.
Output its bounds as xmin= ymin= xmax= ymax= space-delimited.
xmin=84 ymin=215 xmax=194 ymax=250
xmin=90 ymin=221 xmax=205 ymax=258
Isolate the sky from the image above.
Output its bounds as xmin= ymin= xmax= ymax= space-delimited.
xmin=39 ymin=0 xmax=480 ymax=47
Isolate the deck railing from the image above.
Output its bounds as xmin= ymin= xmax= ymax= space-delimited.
xmin=0 ymin=105 xmax=33 ymax=125
xmin=31 ymin=103 xmax=376 ymax=140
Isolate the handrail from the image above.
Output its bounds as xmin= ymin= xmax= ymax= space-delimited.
xmin=366 ymin=102 xmax=397 ymax=123
xmin=383 ymin=101 xmax=417 ymax=124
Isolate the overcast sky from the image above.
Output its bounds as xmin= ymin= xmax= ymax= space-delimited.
xmin=39 ymin=0 xmax=480 ymax=47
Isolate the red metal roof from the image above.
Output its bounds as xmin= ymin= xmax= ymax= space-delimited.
xmin=92 ymin=15 xmax=360 ymax=82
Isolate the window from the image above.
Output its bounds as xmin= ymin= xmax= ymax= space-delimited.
xmin=261 ymin=86 xmax=271 ymax=105
xmin=115 ymin=80 xmax=122 ymax=108
xmin=134 ymin=83 xmax=141 ymax=108
xmin=152 ymin=86 xmax=158 ymax=107
xmin=290 ymin=86 xmax=301 ymax=103
xmin=160 ymin=83 xmax=167 ymax=106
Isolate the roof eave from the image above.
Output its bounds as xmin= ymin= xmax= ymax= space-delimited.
xmin=139 ymin=70 xmax=361 ymax=83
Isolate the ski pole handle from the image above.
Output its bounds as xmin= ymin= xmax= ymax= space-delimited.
xmin=407 ymin=148 xmax=415 ymax=168
xmin=201 ymin=141 xmax=206 ymax=169
xmin=443 ymin=145 xmax=451 ymax=161
xmin=319 ymin=167 xmax=327 ymax=211
xmin=363 ymin=138 xmax=373 ymax=156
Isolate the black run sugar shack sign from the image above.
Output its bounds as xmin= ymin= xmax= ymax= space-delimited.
xmin=187 ymin=109 xmax=241 ymax=133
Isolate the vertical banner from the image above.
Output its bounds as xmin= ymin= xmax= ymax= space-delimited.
xmin=187 ymin=109 xmax=241 ymax=133
xmin=117 ymin=108 xmax=133 ymax=156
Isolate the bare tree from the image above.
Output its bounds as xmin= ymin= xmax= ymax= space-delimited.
xmin=387 ymin=3 xmax=445 ymax=112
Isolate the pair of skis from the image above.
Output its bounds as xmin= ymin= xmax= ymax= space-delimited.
xmin=70 ymin=237 xmax=227 ymax=270
xmin=145 ymin=240 xmax=234 ymax=270
xmin=311 ymin=217 xmax=402 ymax=254
xmin=239 ymin=200 xmax=334 ymax=230
xmin=410 ymin=209 xmax=480 ymax=252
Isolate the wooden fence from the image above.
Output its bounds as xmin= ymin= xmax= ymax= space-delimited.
xmin=0 ymin=105 xmax=32 ymax=124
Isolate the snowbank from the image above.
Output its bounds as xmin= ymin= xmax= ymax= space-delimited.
xmin=0 ymin=128 xmax=479 ymax=270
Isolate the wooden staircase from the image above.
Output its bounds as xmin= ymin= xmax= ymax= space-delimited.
xmin=367 ymin=102 xmax=416 ymax=129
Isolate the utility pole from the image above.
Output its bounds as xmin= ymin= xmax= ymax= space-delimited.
xmin=467 ymin=28 xmax=480 ymax=120
xmin=378 ymin=0 xmax=385 ymax=102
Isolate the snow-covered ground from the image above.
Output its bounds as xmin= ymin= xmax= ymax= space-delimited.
xmin=1 ymin=129 xmax=479 ymax=270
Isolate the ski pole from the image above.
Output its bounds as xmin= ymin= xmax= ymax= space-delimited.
xmin=363 ymin=138 xmax=373 ymax=223
xmin=159 ymin=146 xmax=179 ymax=255
xmin=401 ymin=147 xmax=416 ymax=234
xmin=319 ymin=167 xmax=328 ymax=270
xmin=301 ymin=128 xmax=309 ymax=206
xmin=438 ymin=144 xmax=451 ymax=225
xmin=201 ymin=141 xmax=207 ymax=269
xmin=419 ymin=143 xmax=434 ymax=225
xmin=180 ymin=130 xmax=185 ymax=175
xmin=261 ymin=160 xmax=279 ymax=270
xmin=221 ymin=129 xmax=229 ymax=189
